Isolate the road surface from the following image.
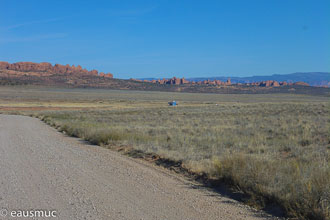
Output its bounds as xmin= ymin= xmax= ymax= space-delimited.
xmin=0 ymin=115 xmax=275 ymax=219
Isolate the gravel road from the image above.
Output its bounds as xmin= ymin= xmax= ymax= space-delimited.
xmin=0 ymin=115 xmax=276 ymax=220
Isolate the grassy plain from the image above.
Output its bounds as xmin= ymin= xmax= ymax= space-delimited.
xmin=0 ymin=86 xmax=329 ymax=219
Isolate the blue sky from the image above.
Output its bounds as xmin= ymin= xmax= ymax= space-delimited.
xmin=0 ymin=0 xmax=329 ymax=79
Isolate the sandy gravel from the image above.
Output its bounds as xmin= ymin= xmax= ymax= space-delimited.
xmin=0 ymin=115 xmax=277 ymax=220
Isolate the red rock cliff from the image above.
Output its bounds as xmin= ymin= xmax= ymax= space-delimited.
xmin=0 ymin=61 xmax=113 ymax=78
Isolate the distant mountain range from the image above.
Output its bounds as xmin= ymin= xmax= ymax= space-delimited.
xmin=187 ymin=72 xmax=330 ymax=87
xmin=142 ymin=72 xmax=330 ymax=87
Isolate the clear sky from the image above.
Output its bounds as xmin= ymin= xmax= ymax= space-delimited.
xmin=0 ymin=0 xmax=329 ymax=79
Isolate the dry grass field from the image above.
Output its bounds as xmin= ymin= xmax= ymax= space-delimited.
xmin=1 ymin=86 xmax=329 ymax=219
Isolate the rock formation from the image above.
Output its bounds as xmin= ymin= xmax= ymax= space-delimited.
xmin=246 ymin=80 xmax=308 ymax=87
xmin=0 ymin=61 xmax=113 ymax=78
xmin=132 ymin=77 xmax=233 ymax=86
xmin=129 ymin=76 xmax=310 ymax=87
xmin=293 ymin=81 xmax=309 ymax=86
xmin=259 ymin=80 xmax=281 ymax=87
xmin=99 ymin=72 xmax=114 ymax=78
xmin=131 ymin=77 xmax=191 ymax=85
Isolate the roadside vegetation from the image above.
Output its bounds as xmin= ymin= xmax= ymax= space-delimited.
xmin=0 ymin=87 xmax=329 ymax=219
xmin=39 ymin=102 xmax=330 ymax=219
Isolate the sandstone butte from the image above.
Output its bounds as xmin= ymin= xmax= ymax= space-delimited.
xmin=0 ymin=61 xmax=113 ymax=78
xmin=130 ymin=77 xmax=309 ymax=87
